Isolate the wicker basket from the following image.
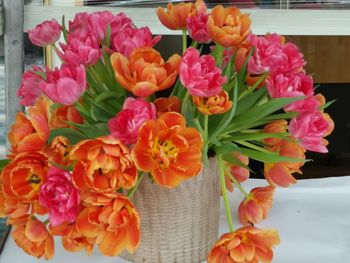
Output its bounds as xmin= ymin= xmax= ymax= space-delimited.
xmin=120 ymin=158 xmax=220 ymax=263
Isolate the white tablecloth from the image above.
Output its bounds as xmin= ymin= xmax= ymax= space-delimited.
xmin=1 ymin=176 xmax=350 ymax=263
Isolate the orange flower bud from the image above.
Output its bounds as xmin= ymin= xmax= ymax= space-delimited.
xmin=156 ymin=0 xmax=206 ymax=30
xmin=193 ymin=90 xmax=232 ymax=115
xmin=238 ymin=185 xmax=275 ymax=225
xmin=208 ymin=5 xmax=251 ymax=47
xmin=154 ymin=96 xmax=180 ymax=116
xmin=208 ymin=226 xmax=280 ymax=263
xmin=111 ymin=48 xmax=181 ymax=97
xmin=263 ymin=119 xmax=288 ymax=146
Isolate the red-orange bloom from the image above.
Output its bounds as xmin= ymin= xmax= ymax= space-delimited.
xmin=12 ymin=217 xmax=54 ymax=259
xmin=50 ymin=105 xmax=83 ymax=129
xmin=70 ymin=136 xmax=137 ymax=192
xmin=61 ymin=224 xmax=95 ymax=255
xmin=239 ymin=185 xmax=275 ymax=225
xmin=8 ymin=97 xmax=50 ymax=155
xmin=208 ymin=226 xmax=280 ymax=263
xmin=263 ymin=119 xmax=288 ymax=146
xmin=2 ymin=152 xmax=48 ymax=202
xmin=208 ymin=5 xmax=251 ymax=48
xmin=156 ymin=0 xmax=207 ymax=30
xmin=49 ymin=136 xmax=72 ymax=167
xmin=265 ymin=140 xmax=306 ymax=187
xmin=154 ymin=96 xmax=180 ymax=116
xmin=225 ymin=152 xmax=250 ymax=192
xmin=111 ymin=47 xmax=181 ymax=97
xmin=75 ymin=193 xmax=140 ymax=256
xmin=132 ymin=112 xmax=203 ymax=187
xmin=193 ymin=90 xmax=232 ymax=115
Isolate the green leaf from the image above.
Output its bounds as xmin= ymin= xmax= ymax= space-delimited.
xmin=214 ymin=142 xmax=240 ymax=155
xmin=235 ymin=86 xmax=267 ymax=115
xmin=320 ymin=99 xmax=336 ymax=110
xmin=0 ymin=159 xmax=10 ymax=171
xmin=105 ymin=24 xmax=111 ymax=48
xmin=240 ymin=147 xmax=305 ymax=164
xmin=222 ymin=153 xmax=253 ymax=172
xmin=227 ymin=96 xmax=304 ymax=132
xmin=224 ymin=132 xmax=289 ymax=142
xmin=80 ymin=123 xmax=109 ymax=138
xmin=49 ymin=128 xmax=86 ymax=144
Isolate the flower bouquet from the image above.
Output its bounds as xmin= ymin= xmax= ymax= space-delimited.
xmin=0 ymin=1 xmax=334 ymax=262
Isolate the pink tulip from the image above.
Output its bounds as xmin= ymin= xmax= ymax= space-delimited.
xmin=28 ymin=19 xmax=61 ymax=46
xmin=180 ymin=47 xmax=226 ymax=97
xmin=289 ymin=110 xmax=331 ymax=153
xmin=59 ymin=35 xmax=101 ymax=66
xmin=186 ymin=13 xmax=211 ymax=43
xmin=40 ymin=64 xmax=86 ymax=105
xmin=248 ymin=34 xmax=305 ymax=76
xmin=17 ymin=66 xmax=45 ymax=106
xmin=111 ymin=27 xmax=161 ymax=57
xmin=108 ymin=98 xmax=156 ymax=145
xmin=266 ymin=72 xmax=314 ymax=99
xmin=39 ymin=167 xmax=80 ymax=226
xmin=69 ymin=12 xmax=132 ymax=42
xmin=285 ymin=96 xmax=320 ymax=113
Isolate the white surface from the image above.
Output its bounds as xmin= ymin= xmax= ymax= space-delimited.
xmin=1 ymin=176 xmax=350 ymax=262
xmin=24 ymin=6 xmax=350 ymax=36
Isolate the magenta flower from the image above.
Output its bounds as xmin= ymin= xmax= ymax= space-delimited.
xmin=289 ymin=110 xmax=331 ymax=153
xmin=39 ymin=167 xmax=80 ymax=226
xmin=186 ymin=13 xmax=211 ymax=44
xmin=17 ymin=66 xmax=45 ymax=106
xmin=179 ymin=47 xmax=226 ymax=97
xmin=111 ymin=26 xmax=161 ymax=57
xmin=285 ymin=96 xmax=320 ymax=113
xmin=40 ymin=64 xmax=86 ymax=105
xmin=108 ymin=98 xmax=156 ymax=145
xmin=266 ymin=72 xmax=314 ymax=99
xmin=28 ymin=19 xmax=61 ymax=47
xmin=59 ymin=35 xmax=101 ymax=66
xmin=69 ymin=12 xmax=133 ymax=40
xmin=248 ymin=34 xmax=305 ymax=76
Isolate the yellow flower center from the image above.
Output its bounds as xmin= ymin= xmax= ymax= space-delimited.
xmin=152 ymin=138 xmax=178 ymax=168
xmin=27 ymin=173 xmax=42 ymax=191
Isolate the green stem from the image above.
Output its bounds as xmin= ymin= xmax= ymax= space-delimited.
xmin=127 ymin=173 xmax=146 ymax=199
xmin=215 ymin=44 xmax=225 ymax=67
xmin=181 ymin=92 xmax=190 ymax=115
xmin=224 ymin=166 xmax=249 ymax=197
xmin=217 ymin=154 xmax=235 ymax=232
xmin=182 ymin=29 xmax=187 ymax=53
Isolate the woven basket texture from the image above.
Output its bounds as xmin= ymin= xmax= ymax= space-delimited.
xmin=120 ymin=158 xmax=220 ymax=263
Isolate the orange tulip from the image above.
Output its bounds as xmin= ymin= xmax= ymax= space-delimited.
xmin=61 ymin=224 xmax=94 ymax=255
xmin=208 ymin=226 xmax=280 ymax=263
xmin=111 ymin=47 xmax=181 ymax=97
xmin=323 ymin=113 xmax=334 ymax=137
xmin=70 ymin=136 xmax=137 ymax=192
xmin=224 ymin=152 xmax=250 ymax=192
xmin=75 ymin=193 xmax=140 ymax=256
xmin=49 ymin=136 xmax=72 ymax=167
xmin=265 ymin=140 xmax=306 ymax=187
xmin=193 ymin=90 xmax=232 ymax=115
xmin=156 ymin=0 xmax=207 ymax=30
xmin=314 ymin=93 xmax=326 ymax=107
xmin=8 ymin=97 xmax=50 ymax=155
xmin=263 ymin=119 xmax=288 ymax=146
xmin=208 ymin=5 xmax=251 ymax=48
xmin=238 ymin=186 xmax=275 ymax=225
xmin=50 ymin=105 xmax=83 ymax=129
xmin=132 ymin=112 xmax=203 ymax=187
xmin=154 ymin=96 xmax=180 ymax=116
xmin=2 ymin=152 xmax=48 ymax=202
xmin=12 ymin=217 xmax=54 ymax=259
